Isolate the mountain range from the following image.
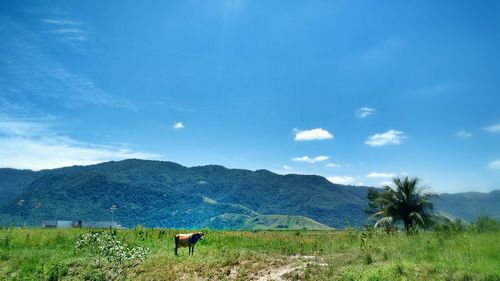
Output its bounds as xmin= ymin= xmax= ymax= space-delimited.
xmin=0 ymin=159 xmax=498 ymax=229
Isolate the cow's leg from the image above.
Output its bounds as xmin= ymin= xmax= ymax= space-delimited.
xmin=174 ymin=237 xmax=179 ymax=256
xmin=192 ymin=245 xmax=195 ymax=255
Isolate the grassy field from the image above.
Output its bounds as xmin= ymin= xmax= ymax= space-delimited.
xmin=0 ymin=227 xmax=499 ymax=280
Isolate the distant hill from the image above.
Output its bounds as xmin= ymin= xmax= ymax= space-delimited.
xmin=244 ymin=215 xmax=333 ymax=230
xmin=0 ymin=159 xmax=498 ymax=229
xmin=207 ymin=213 xmax=333 ymax=230
xmin=434 ymin=191 xmax=500 ymax=221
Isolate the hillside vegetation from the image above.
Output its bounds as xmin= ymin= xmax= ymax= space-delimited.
xmin=0 ymin=159 xmax=370 ymax=228
xmin=208 ymin=214 xmax=333 ymax=230
xmin=0 ymin=159 xmax=499 ymax=229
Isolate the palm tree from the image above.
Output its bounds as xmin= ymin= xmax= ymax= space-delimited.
xmin=368 ymin=177 xmax=437 ymax=234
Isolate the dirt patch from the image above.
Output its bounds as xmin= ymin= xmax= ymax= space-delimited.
xmin=252 ymin=255 xmax=327 ymax=281
xmin=255 ymin=263 xmax=304 ymax=281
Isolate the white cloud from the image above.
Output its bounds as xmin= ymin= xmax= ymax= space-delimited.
xmin=326 ymin=162 xmax=341 ymax=168
xmin=41 ymin=18 xmax=90 ymax=46
xmin=366 ymin=172 xmax=396 ymax=178
xmin=49 ymin=29 xmax=88 ymax=42
xmin=294 ymin=128 xmax=333 ymax=141
xmin=483 ymin=123 xmax=500 ymax=134
xmin=282 ymin=165 xmax=293 ymax=171
xmin=489 ymin=159 xmax=500 ymax=169
xmin=0 ymin=119 xmax=158 ymax=171
xmin=365 ymin=129 xmax=406 ymax=146
xmin=42 ymin=19 xmax=81 ymax=25
xmin=456 ymin=131 xmax=472 ymax=138
xmin=51 ymin=28 xmax=85 ymax=34
xmin=326 ymin=176 xmax=355 ymax=185
xmin=173 ymin=122 xmax=184 ymax=129
xmin=379 ymin=181 xmax=394 ymax=187
xmin=355 ymin=107 xmax=376 ymax=118
xmin=292 ymin=155 xmax=329 ymax=164
xmin=0 ymin=120 xmax=47 ymax=137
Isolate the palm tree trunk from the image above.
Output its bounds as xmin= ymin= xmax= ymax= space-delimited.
xmin=403 ymin=219 xmax=412 ymax=234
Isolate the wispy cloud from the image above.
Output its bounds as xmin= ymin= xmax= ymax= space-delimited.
xmin=456 ymin=130 xmax=472 ymax=138
xmin=282 ymin=165 xmax=293 ymax=171
xmin=41 ymin=18 xmax=89 ymax=46
xmin=294 ymin=128 xmax=333 ymax=141
xmin=0 ymin=97 xmax=28 ymax=115
xmin=358 ymin=38 xmax=401 ymax=64
xmin=0 ymin=119 xmax=158 ymax=170
xmin=326 ymin=176 xmax=355 ymax=185
xmin=409 ymin=83 xmax=457 ymax=98
xmin=42 ymin=19 xmax=81 ymax=25
xmin=49 ymin=28 xmax=88 ymax=43
xmin=292 ymin=155 xmax=329 ymax=164
xmin=174 ymin=106 xmax=196 ymax=113
xmin=483 ymin=123 xmax=500 ymax=134
xmin=326 ymin=162 xmax=341 ymax=168
xmin=366 ymin=172 xmax=396 ymax=178
xmin=356 ymin=107 xmax=376 ymax=118
xmin=365 ymin=130 xmax=406 ymax=146
xmin=50 ymin=28 xmax=85 ymax=34
xmin=0 ymin=18 xmax=134 ymax=111
xmin=173 ymin=122 xmax=184 ymax=129
xmin=489 ymin=159 xmax=500 ymax=169
xmin=0 ymin=119 xmax=48 ymax=137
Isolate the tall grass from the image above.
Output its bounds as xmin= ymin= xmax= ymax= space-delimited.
xmin=0 ymin=226 xmax=499 ymax=280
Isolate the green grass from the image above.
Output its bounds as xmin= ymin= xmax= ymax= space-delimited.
xmin=0 ymin=227 xmax=499 ymax=280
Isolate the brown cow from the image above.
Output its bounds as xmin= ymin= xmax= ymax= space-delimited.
xmin=174 ymin=232 xmax=204 ymax=256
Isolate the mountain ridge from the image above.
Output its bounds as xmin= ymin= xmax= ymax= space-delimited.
xmin=0 ymin=159 xmax=498 ymax=228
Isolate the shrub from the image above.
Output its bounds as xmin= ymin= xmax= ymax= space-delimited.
xmin=435 ymin=218 xmax=468 ymax=235
xmin=75 ymin=231 xmax=148 ymax=263
xmin=47 ymin=262 xmax=68 ymax=281
xmin=364 ymin=253 xmax=373 ymax=265
xmin=473 ymin=216 xmax=500 ymax=233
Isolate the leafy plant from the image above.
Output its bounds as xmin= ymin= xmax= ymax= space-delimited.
xmin=473 ymin=216 xmax=499 ymax=233
xmin=75 ymin=231 xmax=148 ymax=263
xmin=368 ymin=177 xmax=437 ymax=233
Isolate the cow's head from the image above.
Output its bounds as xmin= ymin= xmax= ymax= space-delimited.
xmin=195 ymin=232 xmax=204 ymax=240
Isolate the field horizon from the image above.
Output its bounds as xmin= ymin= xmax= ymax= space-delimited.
xmin=1 ymin=225 xmax=499 ymax=280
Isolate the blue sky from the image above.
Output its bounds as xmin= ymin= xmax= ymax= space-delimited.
xmin=0 ymin=1 xmax=499 ymax=193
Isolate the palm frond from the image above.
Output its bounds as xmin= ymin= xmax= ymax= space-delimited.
xmin=409 ymin=212 xmax=425 ymax=225
xmin=367 ymin=211 xmax=386 ymax=221
xmin=374 ymin=216 xmax=393 ymax=228
xmin=367 ymin=176 xmax=437 ymax=233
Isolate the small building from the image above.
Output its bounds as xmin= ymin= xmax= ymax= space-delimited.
xmin=42 ymin=220 xmax=119 ymax=229
xmin=55 ymin=220 xmax=73 ymax=228
xmin=42 ymin=220 xmax=57 ymax=228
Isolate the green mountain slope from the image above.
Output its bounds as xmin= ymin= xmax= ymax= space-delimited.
xmin=206 ymin=213 xmax=333 ymax=230
xmin=0 ymin=168 xmax=40 ymax=204
xmin=0 ymin=172 xmax=257 ymax=228
xmin=244 ymin=215 xmax=333 ymax=230
xmin=0 ymin=159 xmax=498 ymax=228
xmin=434 ymin=191 xmax=500 ymax=221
